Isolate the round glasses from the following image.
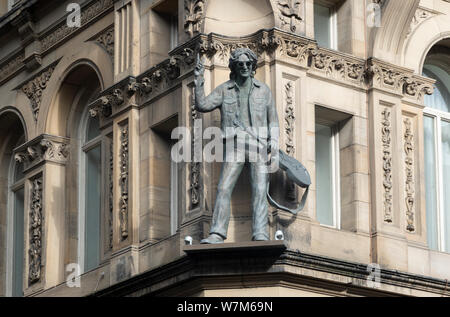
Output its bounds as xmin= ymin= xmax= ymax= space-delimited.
xmin=238 ymin=61 xmax=252 ymax=68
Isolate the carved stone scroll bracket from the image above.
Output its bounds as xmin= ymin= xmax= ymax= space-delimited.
xmin=366 ymin=58 xmax=435 ymax=102
xmin=14 ymin=135 xmax=70 ymax=173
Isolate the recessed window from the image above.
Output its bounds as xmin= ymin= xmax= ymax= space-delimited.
xmin=151 ymin=116 xmax=179 ymax=240
xmin=8 ymin=136 xmax=26 ymax=297
xmin=423 ymin=61 xmax=450 ymax=253
xmin=314 ymin=1 xmax=338 ymax=50
xmin=80 ymin=115 xmax=102 ymax=273
xmin=170 ymin=15 xmax=179 ymax=50
xmin=315 ymin=123 xmax=341 ymax=228
xmin=315 ymin=106 xmax=353 ymax=230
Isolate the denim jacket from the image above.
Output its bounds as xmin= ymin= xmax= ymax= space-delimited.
xmin=195 ymin=78 xmax=279 ymax=143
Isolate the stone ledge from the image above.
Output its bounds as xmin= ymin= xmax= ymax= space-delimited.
xmin=183 ymin=241 xmax=286 ymax=255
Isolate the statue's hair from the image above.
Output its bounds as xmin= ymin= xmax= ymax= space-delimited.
xmin=228 ymin=48 xmax=258 ymax=80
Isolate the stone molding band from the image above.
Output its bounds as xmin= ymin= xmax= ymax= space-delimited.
xmin=89 ymin=28 xmax=435 ymax=122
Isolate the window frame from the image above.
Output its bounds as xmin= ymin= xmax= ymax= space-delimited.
xmin=423 ymin=56 xmax=450 ymax=253
xmin=315 ymin=121 xmax=342 ymax=230
xmin=6 ymin=154 xmax=26 ymax=297
xmin=314 ymin=0 xmax=338 ymax=50
xmin=423 ymin=106 xmax=450 ymax=253
xmin=78 ymin=109 xmax=103 ymax=274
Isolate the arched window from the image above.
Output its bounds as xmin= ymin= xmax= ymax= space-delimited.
xmin=6 ymin=138 xmax=25 ymax=297
xmin=79 ymin=112 xmax=102 ymax=273
xmin=423 ymin=42 xmax=450 ymax=253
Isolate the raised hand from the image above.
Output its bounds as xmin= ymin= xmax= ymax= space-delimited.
xmin=194 ymin=53 xmax=205 ymax=87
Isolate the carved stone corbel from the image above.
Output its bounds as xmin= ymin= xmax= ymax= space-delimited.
xmin=89 ymin=77 xmax=137 ymax=119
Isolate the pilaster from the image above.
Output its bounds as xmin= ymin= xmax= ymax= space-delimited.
xmin=13 ymin=134 xmax=70 ymax=293
xmin=366 ymin=57 xmax=435 ymax=270
xmin=114 ymin=0 xmax=141 ymax=82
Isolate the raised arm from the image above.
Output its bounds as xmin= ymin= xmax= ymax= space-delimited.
xmin=194 ymin=54 xmax=223 ymax=113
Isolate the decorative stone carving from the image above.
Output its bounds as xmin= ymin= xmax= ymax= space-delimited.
xmin=404 ymin=118 xmax=415 ymax=232
xmin=0 ymin=53 xmax=25 ymax=84
xmin=284 ymin=80 xmax=296 ymax=202
xmin=14 ymin=135 xmax=70 ymax=172
xmin=275 ymin=0 xmax=304 ymax=33
xmin=94 ymin=27 xmax=114 ymax=60
xmin=276 ymin=36 xmax=313 ymax=66
xmin=190 ymin=88 xmax=201 ymax=208
xmin=310 ymin=49 xmax=366 ymax=85
xmin=29 ymin=177 xmax=43 ymax=284
xmin=381 ymin=108 xmax=393 ymax=223
xmin=406 ymin=7 xmax=437 ymax=39
xmin=184 ymin=0 xmax=205 ymax=38
xmin=136 ymin=48 xmax=195 ymax=98
xmin=367 ymin=58 xmax=434 ymax=101
xmin=284 ymin=81 xmax=295 ymax=155
xmin=40 ymin=0 xmax=114 ymax=53
xmin=89 ymin=77 xmax=137 ymax=119
xmin=21 ymin=65 xmax=56 ymax=122
xmin=403 ymin=75 xmax=435 ymax=101
xmin=373 ymin=0 xmax=386 ymax=6
xmin=40 ymin=139 xmax=69 ymax=163
xmin=119 ymin=124 xmax=129 ymax=240
xmin=109 ymin=139 xmax=114 ymax=250
xmin=92 ymin=30 xmax=434 ymax=123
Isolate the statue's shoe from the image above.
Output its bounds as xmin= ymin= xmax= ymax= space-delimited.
xmin=252 ymin=234 xmax=269 ymax=241
xmin=200 ymin=234 xmax=224 ymax=244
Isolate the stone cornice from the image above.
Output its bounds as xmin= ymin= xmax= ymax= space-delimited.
xmin=91 ymin=245 xmax=450 ymax=297
xmin=367 ymin=57 xmax=435 ymax=102
xmin=39 ymin=0 xmax=114 ymax=54
xmin=93 ymin=29 xmax=434 ymax=111
xmin=0 ymin=51 xmax=25 ymax=85
xmin=0 ymin=0 xmax=113 ymax=86
xmin=14 ymin=134 xmax=70 ymax=172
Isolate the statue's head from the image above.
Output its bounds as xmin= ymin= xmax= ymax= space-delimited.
xmin=228 ymin=48 xmax=258 ymax=80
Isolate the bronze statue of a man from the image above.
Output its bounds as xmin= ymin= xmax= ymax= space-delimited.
xmin=194 ymin=48 xmax=279 ymax=244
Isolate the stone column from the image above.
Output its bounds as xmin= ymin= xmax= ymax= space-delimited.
xmin=14 ymin=135 xmax=70 ymax=294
